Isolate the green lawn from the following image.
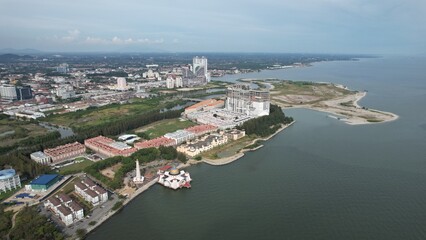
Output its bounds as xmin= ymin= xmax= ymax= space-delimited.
xmin=58 ymin=158 xmax=94 ymax=175
xmin=137 ymin=118 xmax=196 ymax=139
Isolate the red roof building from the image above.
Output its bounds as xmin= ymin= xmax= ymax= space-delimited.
xmin=134 ymin=137 xmax=175 ymax=149
xmin=185 ymin=124 xmax=218 ymax=136
xmin=44 ymin=142 xmax=86 ymax=164
xmin=84 ymin=135 xmax=137 ymax=157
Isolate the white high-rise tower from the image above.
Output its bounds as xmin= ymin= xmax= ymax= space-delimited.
xmin=133 ymin=160 xmax=144 ymax=183
xmin=193 ymin=56 xmax=210 ymax=82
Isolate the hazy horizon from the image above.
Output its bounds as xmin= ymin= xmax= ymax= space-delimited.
xmin=1 ymin=0 xmax=425 ymax=54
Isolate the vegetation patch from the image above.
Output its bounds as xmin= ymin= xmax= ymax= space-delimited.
xmin=57 ymin=158 xmax=94 ymax=175
xmin=9 ymin=206 xmax=64 ymax=240
xmin=137 ymin=118 xmax=196 ymax=139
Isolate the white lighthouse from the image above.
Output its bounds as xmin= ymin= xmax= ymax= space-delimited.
xmin=133 ymin=160 xmax=144 ymax=184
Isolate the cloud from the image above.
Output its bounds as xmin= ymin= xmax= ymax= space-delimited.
xmin=61 ymin=29 xmax=80 ymax=42
xmin=85 ymin=36 xmax=164 ymax=45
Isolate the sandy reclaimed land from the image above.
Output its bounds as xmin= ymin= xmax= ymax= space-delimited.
xmin=276 ymin=91 xmax=398 ymax=125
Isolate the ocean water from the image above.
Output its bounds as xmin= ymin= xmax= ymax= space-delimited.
xmin=88 ymin=56 xmax=426 ymax=240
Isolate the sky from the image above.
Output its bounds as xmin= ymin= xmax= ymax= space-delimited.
xmin=1 ymin=0 xmax=425 ymax=54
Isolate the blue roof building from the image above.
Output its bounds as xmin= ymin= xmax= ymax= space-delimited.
xmin=28 ymin=174 xmax=60 ymax=192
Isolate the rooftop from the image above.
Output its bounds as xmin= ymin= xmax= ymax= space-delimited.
xmin=30 ymin=174 xmax=59 ymax=185
xmin=30 ymin=151 xmax=50 ymax=159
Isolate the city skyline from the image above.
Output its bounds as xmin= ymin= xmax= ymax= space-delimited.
xmin=1 ymin=0 xmax=425 ymax=54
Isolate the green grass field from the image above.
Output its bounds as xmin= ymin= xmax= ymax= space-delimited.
xmin=43 ymin=97 xmax=168 ymax=128
xmin=58 ymin=158 xmax=94 ymax=175
xmin=136 ymin=118 xmax=196 ymax=139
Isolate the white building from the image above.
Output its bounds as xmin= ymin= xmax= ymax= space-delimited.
xmin=164 ymin=130 xmax=195 ymax=145
xmin=166 ymin=75 xmax=183 ymax=89
xmin=30 ymin=151 xmax=51 ymax=165
xmin=57 ymin=205 xmax=74 ymax=226
xmin=157 ymin=167 xmax=192 ymax=190
xmin=142 ymin=69 xmax=161 ymax=80
xmin=44 ymin=194 xmax=84 ymax=226
xmin=74 ymin=178 xmax=108 ymax=206
xmin=177 ymin=134 xmax=228 ymax=157
xmin=55 ymin=84 xmax=76 ymax=99
xmin=225 ymin=83 xmax=270 ymax=117
xmin=0 ymin=169 xmax=21 ymax=193
xmin=56 ymin=63 xmax=69 ymax=74
xmin=193 ymin=56 xmax=210 ymax=82
xmin=0 ymin=85 xmax=17 ymax=100
xmin=116 ymin=77 xmax=127 ymax=91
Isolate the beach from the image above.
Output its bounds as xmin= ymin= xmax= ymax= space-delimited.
xmin=277 ymin=91 xmax=398 ymax=125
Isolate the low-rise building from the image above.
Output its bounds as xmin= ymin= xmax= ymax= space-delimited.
xmin=228 ymin=129 xmax=246 ymax=140
xmin=184 ymin=99 xmax=224 ymax=115
xmin=177 ymin=134 xmax=228 ymax=157
xmin=134 ymin=137 xmax=175 ymax=149
xmin=43 ymin=142 xmax=86 ymax=164
xmin=30 ymin=151 xmax=51 ymax=165
xmin=74 ymin=178 xmax=108 ymax=206
xmin=85 ymin=136 xmax=136 ymax=157
xmin=44 ymin=193 xmax=84 ymax=226
xmin=57 ymin=205 xmax=74 ymax=226
xmin=164 ymin=130 xmax=195 ymax=145
xmin=185 ymin=124 xmax=218 ymax=136
xmin=26 ymin=174 xmax=60 ymax=192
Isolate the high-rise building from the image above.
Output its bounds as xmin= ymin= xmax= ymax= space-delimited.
xmin=0 ymin=84 xmax=17 ymax=100
xmin=56 ymin=63 xmax=69 ymax=74
xmin=192 ymin=56 xmax=210 ymax=82
xmin=116 ymin=77 xmax=127 ymax=91
xmin=166 ymin=75 xmax=183 ymax=89
xmin=55 ymin=84 xmax=75 ymax=99
xmin=16 ymin=85 xmax=33 ymax=100
xmin=225 ymin=83 xmax=270 ymax=117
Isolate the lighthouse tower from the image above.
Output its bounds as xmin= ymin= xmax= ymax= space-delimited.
xmin=133 ymin=160 xmax=144 ymax=184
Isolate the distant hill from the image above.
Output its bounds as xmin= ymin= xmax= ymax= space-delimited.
xmin=0 ymin=48 xmax=44 ymax=54
xmin=0 ymin=53 xmax=34 ymax=61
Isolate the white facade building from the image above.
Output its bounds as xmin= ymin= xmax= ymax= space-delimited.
xmin=193 ymin=56 xmax=210 ymax=82
xmin=157 ymin=167 xmax=192 ymax=190
xmin=30 ymin=151 xmax=51 ymax=165
xmin=177 ymin=134 xmax=228 ymax=157
xmin=225 ymin=83 xmax=270 ymax=117
xmin=142 ymin=69 xmax=161 ymax=80
xmin=116 ymin=77 xmax=127 ymax=91
xmin=0 ymin=85 xmax=17 ymax=100
xmin=55 ymin=84 xmax=76 ymax=99
xmin=0 ymin=169 xmax=21 ymax=193
xmin=164 ymin=130 xmax=195 ymax=145
xmin=74 ymin=178 xmax=108 ymax=206
xmin=166 ymin=75 xmax=183 ymax=89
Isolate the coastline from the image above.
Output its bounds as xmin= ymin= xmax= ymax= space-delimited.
xmin=84 ymin=159 xmax=203 ymax=235
xmin=277 ymin=91 xmax=398 ymax=125
xmin=203 ymin=121 xmax=295 ymax=166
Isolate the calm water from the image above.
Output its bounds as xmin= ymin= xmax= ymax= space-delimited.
xmin=88 ymin=56 xmax=426 ymax=240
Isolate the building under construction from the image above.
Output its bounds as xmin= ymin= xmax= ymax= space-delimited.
xmin=225 ymin=83 xmax=270 ymax=117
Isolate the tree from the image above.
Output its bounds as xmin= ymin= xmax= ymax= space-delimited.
xmin=177 ymin=152 xmax=187 ymax=163
xmin=76 ymin=229 xmax=87 ymax=239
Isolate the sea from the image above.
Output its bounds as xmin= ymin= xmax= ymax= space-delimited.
xmin=87 ymin=56 xmax=426 ymax=240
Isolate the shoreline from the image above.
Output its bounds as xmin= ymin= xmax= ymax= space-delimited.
xmin=84 ymin=159 xmax=203 ymax=235
xmin=278 ymin=91 xmax=398 ymax=125
xmin=203 ymin=121 xmax=295 ymax=166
